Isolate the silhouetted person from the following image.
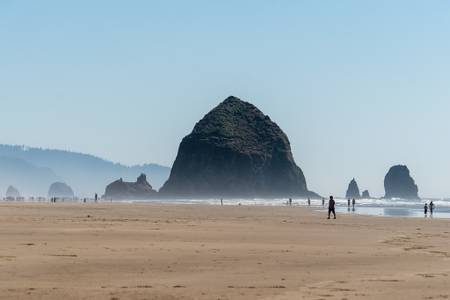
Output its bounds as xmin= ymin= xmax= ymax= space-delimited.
xmin=352 ymin=198 xmax=356 ymax=209
xmin=221 ymin=198 xmax=223 ymax=206
xmin=307 ymin=198 xmax=311 ymax=206
xmin=95 ymin=193 xmax=98 ymax=202
xmin=347 ymin=198 xmax=351 ymax=207
xmin=83 ymin=198 xmax=86 ymax=203
xmin=424 ymin=203 xmax=428 ymax=215
xmin=288 ymin=198 xmax=292 ymax=206
xmin=429 ymin=201 xmax=435 ymax=214
xmin=328 ymin=196 xmax=336 ymax=219
xmin=322 ymin=198 xmax=325 ymax=207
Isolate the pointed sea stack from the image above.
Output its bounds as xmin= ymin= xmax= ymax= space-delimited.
xmin=160 ymin=96 xmax=318 ymax=199
xmin=104 ymin=174 xmax=157 ymax=200
xmin=345 ymin=178 xmax=360 ymax=199
xmin=384 ymin=165 xmax=419 ymax=199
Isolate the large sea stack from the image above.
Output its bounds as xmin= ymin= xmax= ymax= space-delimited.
xmin=160 ymin=96 xmax=318 ymax=199
xmin=104 ymin=174 xmax=157 ymax=200
xmin=48 ymin=182 xmax=75 ymax=199
xmin=384 ymin=165 xmax=419 ymax=199
xmin=345 ymin=178 xmax=360 ymax=199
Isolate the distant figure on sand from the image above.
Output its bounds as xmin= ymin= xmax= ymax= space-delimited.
xmin=288 ymin=198 xmax=292 ymax=206
xmin=328 ymin=196 xmax=336 ymax=219
xmin=307 ymin=198 xmax=311 ymax=206
xmin=429 ymin=201 xmax=435 ymax=214
xmin=347 ymin=198 xmax=351 ymax=207
xmin=221 ymin=198 xmax=223 ymax=206
xmin=322 ymin=198 xmax=325 ymax=207
xmin=424 ymin=203 xmax=428 ymax=215
xmin=352 ymin=198 xmax=356 ymax=209
xmin=95 ymin=193 xmax=98 ymax=202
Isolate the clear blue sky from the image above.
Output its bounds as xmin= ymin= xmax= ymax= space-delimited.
xmin=1 ymin=0 xmax=450 ymax=198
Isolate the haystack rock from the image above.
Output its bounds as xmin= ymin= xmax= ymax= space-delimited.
xmin=362 ymin=190 xmax=370 ymax=198
xmin=384 ymin=165 xmax=419 ymax=199
xmin=160 ymin=96 xmax=318 ymax=199
xmin=48 ymin=182 xmax=74 ymax=199
xmin=345 ymin=178 xmax=360 ymax=199
xmin=6 ymin=186 xmax=20 ymax=198
xmin=104 ymin=174 xmax=157 ymax=200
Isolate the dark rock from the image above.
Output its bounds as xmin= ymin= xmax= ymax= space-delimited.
xmin=6 ymin=185 xmax=20 ymax=198
xmin=104 ymin=174 xmax=157 ymax=200
xmin=48 ymin=182 xmax=75 ymax=199
xmin=160 ymin=96 xmax=318 ymax=199
xmin=384 ymin=165 xmax=419 ymax=199
xmin=361 ymin=190 xmax=370 ymax=198
xmin=345 ymin=178 xmax=360 ymax=199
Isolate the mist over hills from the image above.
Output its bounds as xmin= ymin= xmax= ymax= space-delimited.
xmin=0 ymin=145 xmax=170 ymax=197
xmin=0 ymin=156 xmax=60 ymax=196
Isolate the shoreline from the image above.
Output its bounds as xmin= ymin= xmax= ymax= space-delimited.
xmin=2 ymin=200 xmax=449 ymax=219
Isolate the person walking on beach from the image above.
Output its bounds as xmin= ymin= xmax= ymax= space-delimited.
xmin=288 ymin=198 xmax=292 ymax=206
xmin=347 ymin=198 xmax=351 ymax=207
xmin=424 ymin=203 xmax=428 ymax=215
xmin=429 ymin=201 xmax=435 ymax=214
xmin=308 ymin=198 xmax=311 ymax=206
xmin=352 ymin=198 xmax=356 ymax=209
xmin=328 ymin=196 xmax=336 ymax=219
xmin=322 ymin=198 xmax=325 ymax=207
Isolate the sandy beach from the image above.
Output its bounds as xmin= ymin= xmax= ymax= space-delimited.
xmin=0 ymin=203 xmax=448 ymax=300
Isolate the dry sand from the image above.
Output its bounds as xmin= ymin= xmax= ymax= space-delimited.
xmin=0 ymin=203 xmax=448 ymax=300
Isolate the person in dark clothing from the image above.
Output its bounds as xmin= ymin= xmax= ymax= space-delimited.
xmin=347 ymin=198 xmax=351 ymax=207
xmin=328 ymin=196 xmax=336 ymax=219
xmin=429 ymin=201 xmax=435 ymax=214
xmin=424 ymin=203 xmax=428 ymax=215
xmin=322 ymin=198 xmax=325 ymax=207
xmin=307 ymin=198 xmax=311 ymax=206
xmin=352 ymin=198 xmax=356 ymax=209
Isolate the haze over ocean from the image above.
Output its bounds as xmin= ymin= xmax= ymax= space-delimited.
xmin=1 ymin=1 xmax=450 ymax=198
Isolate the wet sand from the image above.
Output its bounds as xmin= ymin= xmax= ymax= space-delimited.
xmin=0 ymin=203 xmax=448 ymax=300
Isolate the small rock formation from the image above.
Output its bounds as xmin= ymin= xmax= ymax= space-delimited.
xmin=48 ymin=182 xmax=75 ymax=199
xmin=345 ymin=178 xmax=360 ymax=199
xmin=6 ymin=186 xmax=20 ymax=198
xmin=361 ymin=190 xmax=370 ymax=198
xmin=160 ymin=96 xmax=318 ymax=199
xmin=104 ymin=174 xmax=157 ymax=200
xmin=384 ymin=165 xmax=419 ymax=199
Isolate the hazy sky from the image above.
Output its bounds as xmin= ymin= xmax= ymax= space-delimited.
xmin=1 ymin=1 xmax=450 ymax=198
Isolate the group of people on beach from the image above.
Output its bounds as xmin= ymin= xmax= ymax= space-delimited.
xmin=424 ymin=201 xmax=435 ymax=216
xmin=287 ymin=196 xmax=339 ymax=220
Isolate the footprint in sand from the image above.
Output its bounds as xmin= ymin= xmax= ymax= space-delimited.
xmin=428 ymin=250 xmax=450 ymax=257
xmin=403 ymin=245 xmax=433 ymax=251
xmin=417 ymin=273 xmax=449 ymax=278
